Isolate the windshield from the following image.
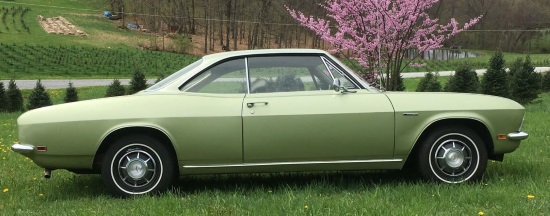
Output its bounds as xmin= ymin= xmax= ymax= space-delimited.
xmin=146 ymin=59 xmax=203 ymax=91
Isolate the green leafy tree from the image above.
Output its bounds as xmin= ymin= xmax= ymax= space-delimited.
xmin=416 ymin=72 xmax=441 ymax=92
xmin=481 ymin=51 xmax=509 ymax=97
xmin=128 ymin=70 xmax=148 ymax=94
xmin=27 ymin=80 xmax=53 ymax=110
xmin=444 ymin=63 xmax=479 ymax=93
xmin=542 ymin=72 xmax=550 ymax=92
xmin=64 ymin=82 xmax=78 ymax=103
xmin=0 ymin=82 xmax=7 ymax=112
xmin=106 ymin=79 xmax=126 ymax=97
xmin=509 ymin=56 xmax=542 ymax=104
xmin=6 ymin=80 xmax=23 ymax=112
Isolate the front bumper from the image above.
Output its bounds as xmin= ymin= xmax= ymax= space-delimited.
xmin=11 ymin=144 xmax=35 ymax=154
xmin=507 ymin=131 xmax=529 ymax=141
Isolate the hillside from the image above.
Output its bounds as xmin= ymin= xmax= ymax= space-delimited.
xmin=0 ymin=0 xmax=200 ymax=79
xmin=2 ymin=0 xmax=550 ymax=80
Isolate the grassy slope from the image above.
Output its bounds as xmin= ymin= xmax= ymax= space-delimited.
xmin=0 ymin=0 xmax=198 ymax=79
xmin=1 ymin=84 xmax=549 ymax=215
xmin=0 ymin=0 xmax=141 ymax=48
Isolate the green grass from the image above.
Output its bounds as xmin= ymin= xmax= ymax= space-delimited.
xmin=1 ymin=86 xmax=549 ymax=215
xmin=0 ymin=0 xmax=145 ymax=49
xmin=0 ymin=43 xmax=199 ymax=79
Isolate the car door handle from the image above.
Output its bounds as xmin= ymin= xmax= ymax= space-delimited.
xmin=247 ymin=102 xmax=268 ymax=108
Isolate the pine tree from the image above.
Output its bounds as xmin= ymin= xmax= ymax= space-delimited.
xmin=64 ymin=82 xmax=78 ymax=103
xmin=395 ymin=75 xmax=406 ymax=91
xmin=106 ymin=79 xmax=126 ymax=97
xmin=27 ymin=80 xmax=52 ymax=110
xmin=481 ymin=51 xmax=509 ymax=97
xmin=6 ymin=80 xmax=23 ymax=112
xmin=509 ymin=56 xmax=542 ymax=104
xmin=0 ymin=82 xmax=7 ymax=112
xmin=416 ymin=72 xmax=441 ymax=92
xmin=128 ymin=70 xmax=148 ymax=94
xmin=542 ymin=72 xmax=550 ymax=92
xmin=444 ymin=63 xmax=479 ymax=93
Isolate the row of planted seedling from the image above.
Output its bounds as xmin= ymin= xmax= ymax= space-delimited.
xmin=0 ymin=6 xmax=31 ymax=33
xmin=0 ymin=44 xmax=199 ymax=77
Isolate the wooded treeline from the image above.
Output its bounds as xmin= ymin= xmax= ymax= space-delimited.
xmin=107 ymin=0 xmax=550 ymax=54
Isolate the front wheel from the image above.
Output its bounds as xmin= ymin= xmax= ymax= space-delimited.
xmin=101 ymin=135 xmax=176 ymax=197
xmin=417 ymin=127 xmax=488 ymax=183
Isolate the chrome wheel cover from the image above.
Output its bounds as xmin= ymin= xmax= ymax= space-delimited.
xmin=429 ymin=133 xmax=480 ymax=183
xmin=433 ymin=139 xmax=472 ymax=177
xmin=118 ymin=149 xmax=157 ymax=188
xmin=110 ymin=143 xmax=164 ymax=194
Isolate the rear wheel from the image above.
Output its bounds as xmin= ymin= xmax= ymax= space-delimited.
xmin=417 ymin=127 xmax=488 ymax=183
xmin=101 ymin=135 xmax=176 ymax=197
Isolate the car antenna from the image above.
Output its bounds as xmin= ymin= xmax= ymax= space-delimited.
xmin=376 ymin=19 xmax=385 ymax=92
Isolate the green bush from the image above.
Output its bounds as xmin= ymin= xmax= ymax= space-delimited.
xmin=481 ymin=51 xmax=509 ymax=98
xmin=509 ymin=56 xmax=542 ymax=104
xmin=27 ymin=80 xmax=52 ymax=110
xmin=0 ymin=82 xmax=7 ymax=112
xmin=173 ymin=35 xmax=194 ymax=53
xmin=64 ymin=82 xmax=78 ymax=103
xmin=416 ymin=72 xmax=441 ymax=92
xmin=106 ymin=79 xmax=126 ymax=97
xmin=128 ymin=70 xmax=147 ymax=94
xmin=6 ymin=80 xmax=23 ymax=112
xmin=542 ymin=72 xmax=550 ymax=92
xmin=444 ymin=63 xmax=479 ymax=93
xmin=395 ymin=75 xmax=405 ymax=91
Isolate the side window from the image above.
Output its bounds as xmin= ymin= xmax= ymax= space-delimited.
xmin=247 ymin=56 xmax=331 ymax=93
xmin=181 ymin=58 xmax=246 ymax=94
xmin=322 ymin=58 xmax=356 ymax=89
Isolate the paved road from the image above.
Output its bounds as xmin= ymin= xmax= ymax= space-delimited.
xmin=0 ymin=79 xmax=158 ymax=90
xmin=2 ymin=67 xmax=549 ymax=90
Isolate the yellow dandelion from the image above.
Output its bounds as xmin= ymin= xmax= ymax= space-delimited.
xmin=39 ymin=193 xmax=44 ymax=196
xmin=2 ymin=157 xmax=5 ymax=160
xmin=33 ymin=177 xmax=37 ymax=181
xmin=3 ymin=188 xmax=8 ymax=193
xmin=528 ymin=195 xmax=535 ymax=199
xmin=478 ymin=211 xmax=485 ymax=216
xmin=304 ymin=205 xmax=308 ymax=209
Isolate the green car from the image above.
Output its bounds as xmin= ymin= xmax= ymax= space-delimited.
xmin=12 ymin=49 xmax=528 ymax=197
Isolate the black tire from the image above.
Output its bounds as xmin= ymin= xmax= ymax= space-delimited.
xmin=101 ymin=135 xmax=176 ymax=197
xmin=417 ymin=126 xmax=488 ymax=183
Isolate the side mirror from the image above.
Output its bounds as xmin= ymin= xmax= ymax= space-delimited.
xmin=332 ymin=78 xmax=341 ymax=92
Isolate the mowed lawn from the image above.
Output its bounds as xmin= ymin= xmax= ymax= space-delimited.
xmin=0 ymin=86 xmax=549 ymax=215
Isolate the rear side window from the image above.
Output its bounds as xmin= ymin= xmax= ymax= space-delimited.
xmin=181 ymin=58 xmax=246 ymax=94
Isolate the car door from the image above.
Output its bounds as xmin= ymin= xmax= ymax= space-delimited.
xmin=242 ymin=55 xmax=395 ymax=164
xmin=176 ymin=58 xmax=247 ymax=165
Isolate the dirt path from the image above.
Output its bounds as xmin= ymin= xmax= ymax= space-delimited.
xmin=37 ymin=15 xmax=87 ymax=36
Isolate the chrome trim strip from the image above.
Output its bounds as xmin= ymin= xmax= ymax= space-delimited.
xmin=183 ymin=159 xmax=402 ymax=168
xmin=245 ymin=57 xmax=250 ymax=94
xmin=507 ymin=131 xmax=529 ymax=141
xmin=11 ymin=144 xmax=35 ymax=154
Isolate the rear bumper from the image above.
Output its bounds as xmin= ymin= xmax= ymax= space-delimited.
xmin=507 ymin=131 xmax=529 ymax=141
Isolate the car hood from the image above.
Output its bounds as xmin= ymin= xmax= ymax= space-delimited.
xmin=384 ymin=92 xmax=525 ymax=112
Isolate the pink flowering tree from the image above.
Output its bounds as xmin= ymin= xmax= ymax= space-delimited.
xmin=287 ymin=0 xmax=481 ymax=90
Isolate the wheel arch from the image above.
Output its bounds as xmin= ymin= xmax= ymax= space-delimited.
xmin=404 ymin=118 xmax=495 ymax=167
xmin=93 ymin=126 xmax=178 ymax=172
